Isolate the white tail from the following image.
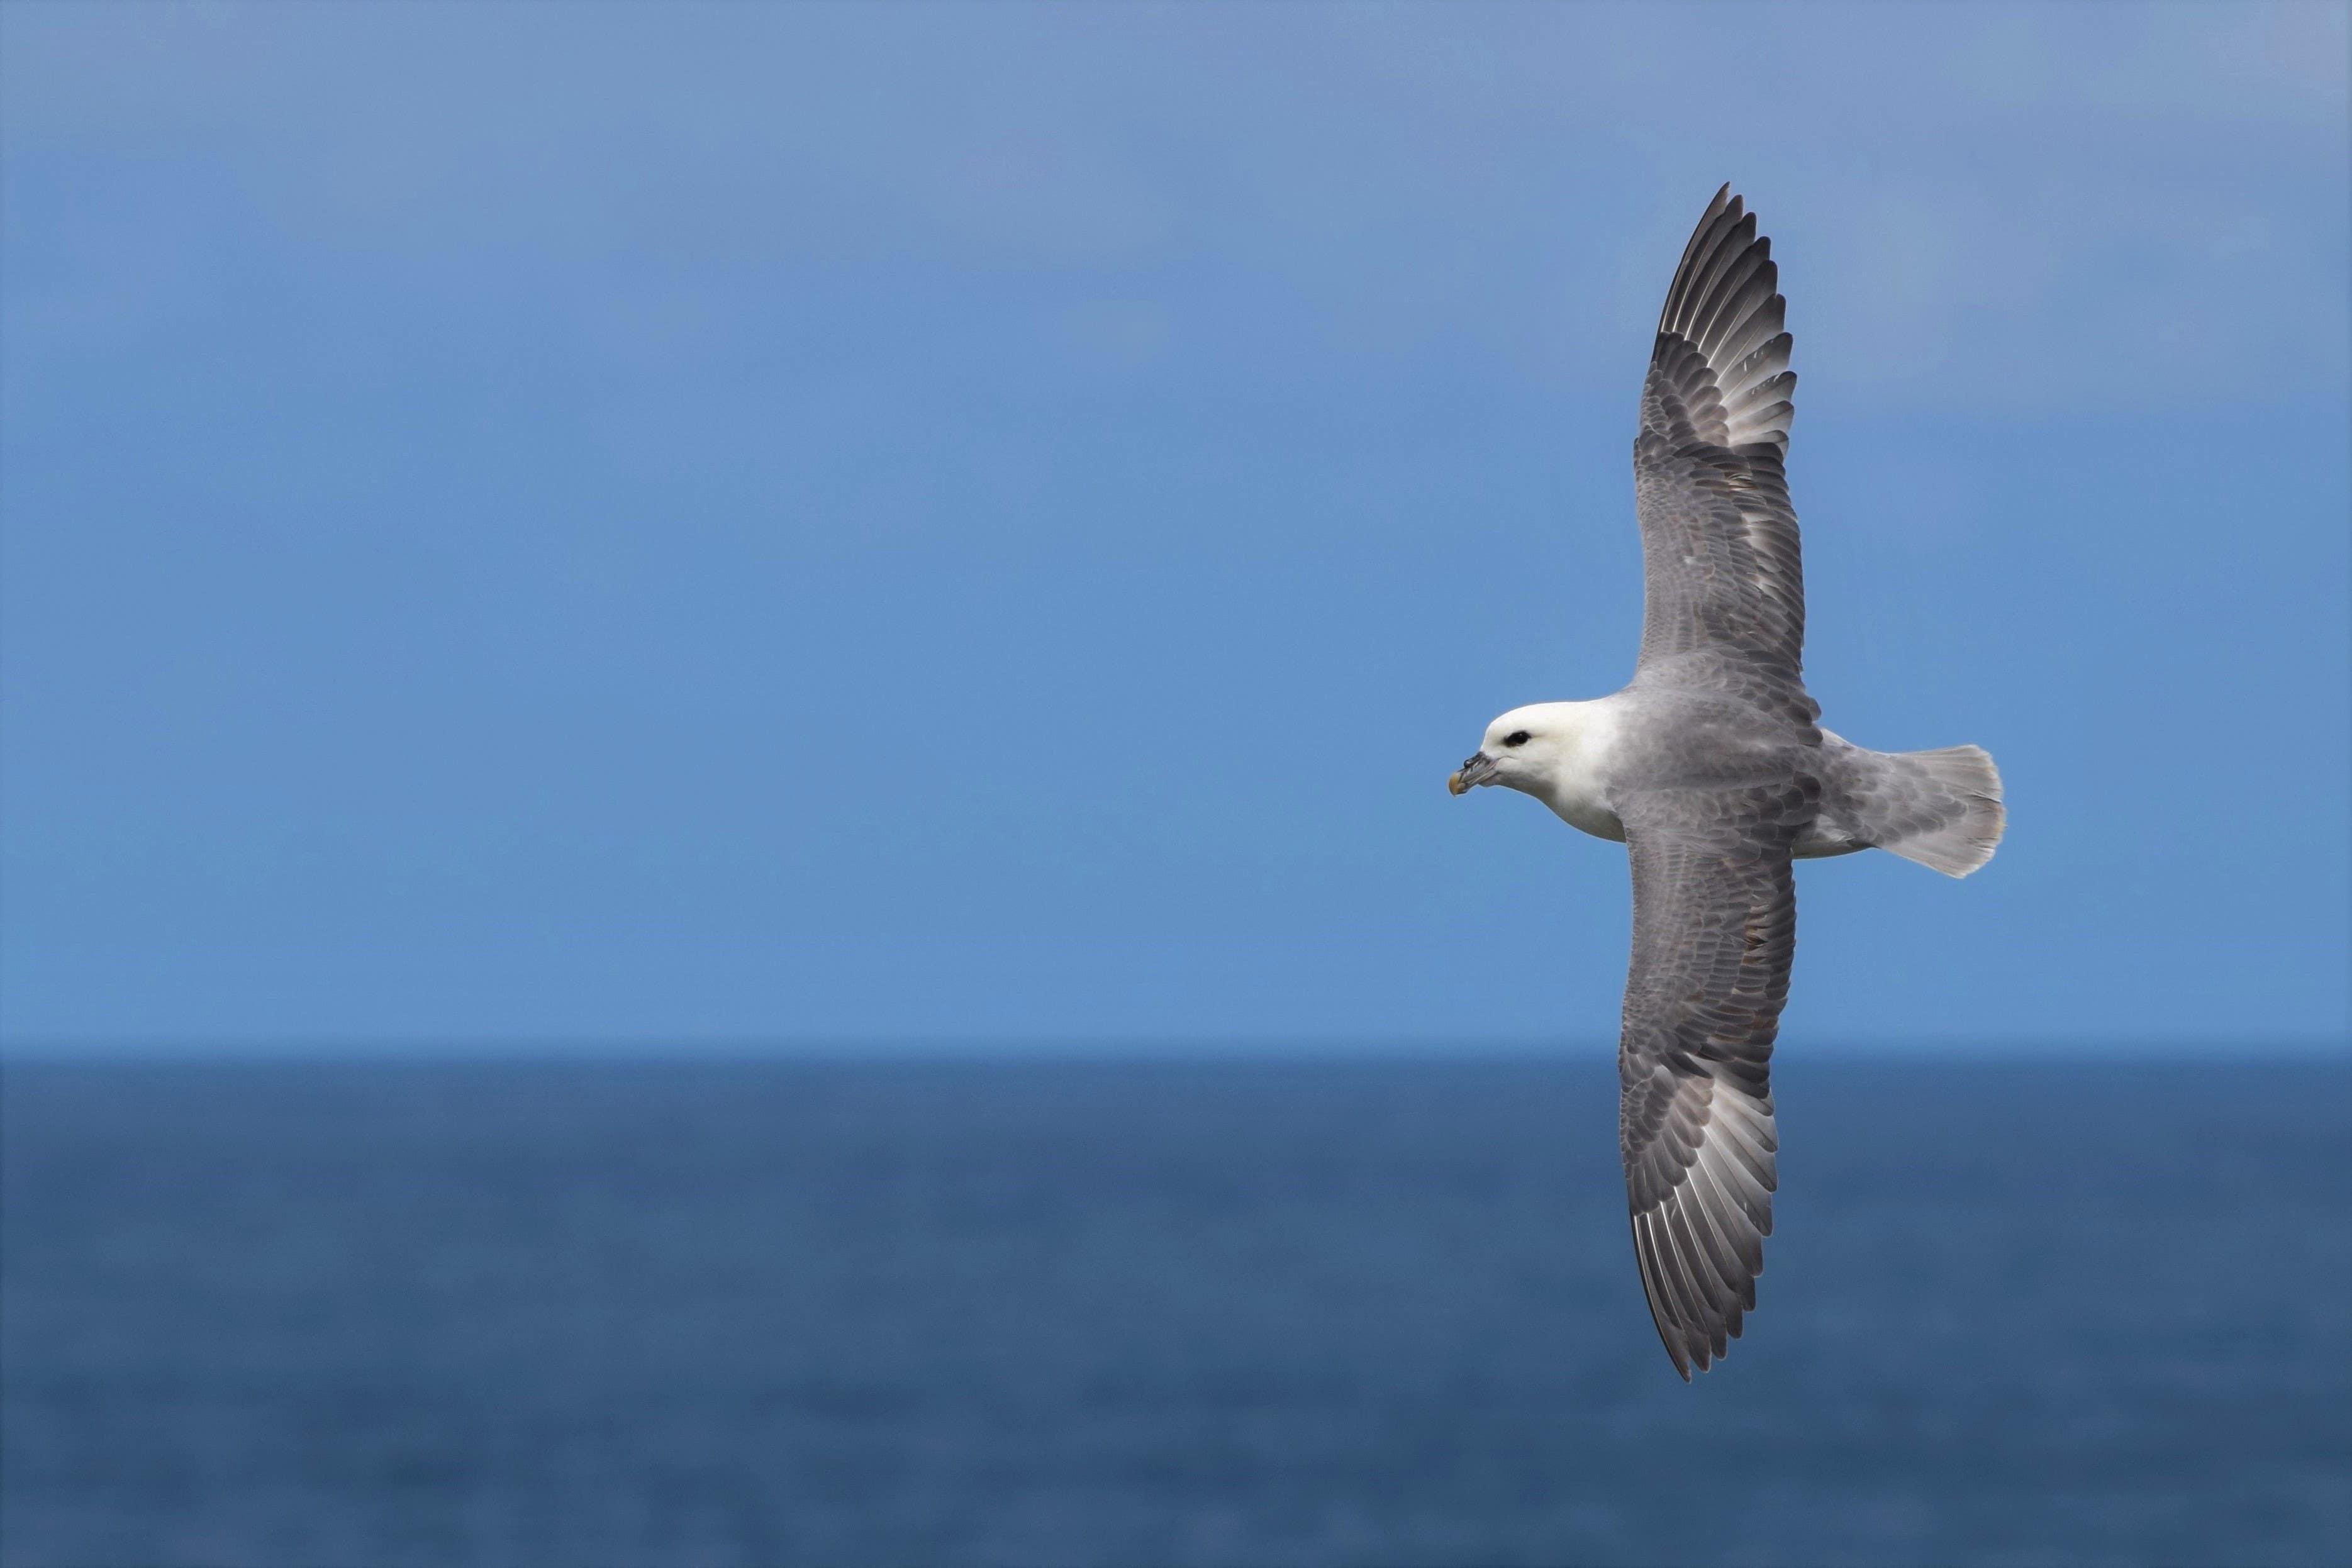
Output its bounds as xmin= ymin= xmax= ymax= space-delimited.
xmin=1820 ymin=738 xmax=2006 ymax=877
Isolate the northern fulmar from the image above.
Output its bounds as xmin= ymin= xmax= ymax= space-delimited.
xmin=1447 ymin=186 xmax=2005 ymax=1379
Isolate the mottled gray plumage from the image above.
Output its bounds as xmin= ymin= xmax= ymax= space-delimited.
xmin=1449 ymin=186 xmax=2005 ymax=1379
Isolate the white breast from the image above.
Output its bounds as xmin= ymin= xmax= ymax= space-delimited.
xmin=1549 ymin=783 xmax=1627 ymax=842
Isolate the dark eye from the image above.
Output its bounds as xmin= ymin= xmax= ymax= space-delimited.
xmin=1503 ymin=730 xmax=1530 ymax=748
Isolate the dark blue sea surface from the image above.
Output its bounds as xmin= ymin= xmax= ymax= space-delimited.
xmin=3 ymin=1056 xmax=2347 ymax=1567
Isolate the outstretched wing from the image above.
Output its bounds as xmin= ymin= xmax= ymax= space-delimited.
xmin=1634 ymin=186 xmax=1807 ymax=694
xmin=1616 ymin=783 xmax=1808 ymax=1379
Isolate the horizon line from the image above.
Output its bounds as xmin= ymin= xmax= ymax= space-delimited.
xmin=3 ymin=1034 xmax=2346 ymax=1065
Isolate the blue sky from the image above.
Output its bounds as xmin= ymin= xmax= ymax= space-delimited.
xmin=3 ymin=3 xmax=2346 ymax=1050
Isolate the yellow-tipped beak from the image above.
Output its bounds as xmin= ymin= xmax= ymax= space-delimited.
xmin=1449 ymin=752 xmax=1498 ymax=796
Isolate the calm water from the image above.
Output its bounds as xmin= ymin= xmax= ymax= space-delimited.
xmin=3 ymin=1057 xmax=2347 ymax=1567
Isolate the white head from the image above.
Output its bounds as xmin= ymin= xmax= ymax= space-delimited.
xmin=1446 ymin=701 xmax=1597 ymax=800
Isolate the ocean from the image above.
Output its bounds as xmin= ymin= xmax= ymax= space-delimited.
xmin=3 ymin=1056 xmax=2347 ymax=1567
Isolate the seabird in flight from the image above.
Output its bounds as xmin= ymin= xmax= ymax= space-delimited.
xmin=1448 ymin=186 xmax=2005 ymax=1377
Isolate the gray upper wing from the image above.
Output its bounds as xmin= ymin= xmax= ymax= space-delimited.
xmin=1634 ymin=187 xmax=1807 ymax=696
xmin=1616 ymin=781 xmax=1809 ymax=1379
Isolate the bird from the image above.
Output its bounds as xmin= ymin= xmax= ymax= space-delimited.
xmin=1447 ymin=186 xmax=2004 ymax=1379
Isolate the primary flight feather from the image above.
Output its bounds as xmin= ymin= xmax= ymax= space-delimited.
xmin=1447 ymin=186 xmax=2004 ymax=1379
